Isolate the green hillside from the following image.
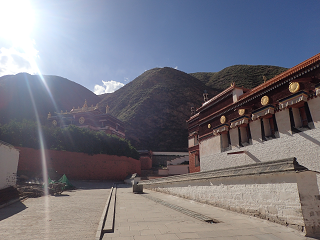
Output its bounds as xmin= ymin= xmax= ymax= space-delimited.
xmin=98 ymin=67 xmax=219 ymax=151
xmin=190 ymin=65 xmax=288 ymax=91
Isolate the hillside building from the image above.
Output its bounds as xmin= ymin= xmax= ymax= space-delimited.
xmin=47 ymin=100 xmax=125 ymax=138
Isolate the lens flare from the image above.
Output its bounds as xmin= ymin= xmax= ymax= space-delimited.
xmin=0 ymin=0 xmax=35 ymax=43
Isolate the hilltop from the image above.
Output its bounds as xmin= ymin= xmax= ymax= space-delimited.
xmin=0 ymin=73 xmax=100 ymax=123
xmin=190 ymin=65 xmax=288 ymax=91
xmin=98 ymin=67 xmax=219 ymax=151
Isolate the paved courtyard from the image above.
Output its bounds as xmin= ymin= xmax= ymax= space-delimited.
xmin=0 ymin=181 xmax=317 ymax=240
xmin=0 ymin=181 xmax=113 ymax=240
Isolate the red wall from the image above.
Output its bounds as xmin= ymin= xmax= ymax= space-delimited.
xmin=189 ymin=152 xmax=200 ymax=173
xmin=16 ymin=147 xmax=141 ymax=181
xmin=139 ymin=156 xmax=152 ymax=170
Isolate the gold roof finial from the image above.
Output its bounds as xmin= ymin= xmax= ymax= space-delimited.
xmin=106 ymin=105 xmax=110 ymax=113
xmin=263 ymin=76 xmax=267 ymax=83
xmin=83 ymin=99 xmax=88 ymax=108
xmin=230 ymin=82 xmax=235 ymax=87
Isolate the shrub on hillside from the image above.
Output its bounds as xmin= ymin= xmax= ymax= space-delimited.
xmin=0 ymin=120 xmax=139 ymax=159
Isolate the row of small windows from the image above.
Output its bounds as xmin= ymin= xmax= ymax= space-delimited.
xmin=220 ymin=102 xmax=314 ymax=152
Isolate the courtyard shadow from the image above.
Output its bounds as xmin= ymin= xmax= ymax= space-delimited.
xmin=0 ymin=201 xmax=27 ymax=221
xmin=54 ymin=194 xmax=69 ymax=197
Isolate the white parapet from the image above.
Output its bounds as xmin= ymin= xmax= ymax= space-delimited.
xmin=0 ymin=141 xmax=19 ymax=190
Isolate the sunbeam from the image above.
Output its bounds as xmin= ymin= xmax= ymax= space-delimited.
xmin=23 ymin=73 xmax=50 ymax=237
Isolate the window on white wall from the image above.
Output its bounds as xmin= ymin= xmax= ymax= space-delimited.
xmin=194 ymin=135 xmax=199 ymax=145
xmin=261 ymin=114 xmax=279 ymax=140
xmin=238 ymin=124 xmax=252 ymax=147
xmin=289 ymin=102 xmax=314 ymax=133
xmin=195 ymin=155 xmax=200 ymax=167
xmin=221 ymin=131 xmax=231 ymax=152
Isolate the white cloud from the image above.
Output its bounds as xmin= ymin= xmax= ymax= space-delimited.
xmin=94 ymin=80 xmax=125 ymax=95
xmin=174 ymin=66 xmax=178 ymax=70
xmin=0 ymin=47 xmax=38 ymax=76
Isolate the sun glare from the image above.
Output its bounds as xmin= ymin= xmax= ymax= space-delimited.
xmin=0 ymin=0 xmax=35 ymax=44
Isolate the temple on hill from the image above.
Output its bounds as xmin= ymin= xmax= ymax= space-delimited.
xmin=47 ymin=100 xmax=125 ymax=138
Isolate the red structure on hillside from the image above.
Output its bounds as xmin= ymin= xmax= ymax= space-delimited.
xmin=47 ymin=100 xmax=125 ymax=138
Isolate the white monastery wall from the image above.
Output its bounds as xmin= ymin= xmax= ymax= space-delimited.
xmin=167 ymin=165 xmax=189 ymax=175
xmin=0 ymin=143 xmax=19 ymax=190
xmin=201 ymin=97 xmax=320 ymax=173
xmin=144 ymin=170 xmax=320 ymax=235
xmin=199 ymin=134 xmax=220 ymax=157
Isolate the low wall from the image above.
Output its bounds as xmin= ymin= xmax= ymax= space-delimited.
xmin=0 ymin=142 xmax=19 ymax=190
xmin=167 ymin=165 xmax=189 ymax=175
xmin=16 ymin=147 xmax=141 ymax=181
xmin=140 ymin=158 xmax=320 ymax=237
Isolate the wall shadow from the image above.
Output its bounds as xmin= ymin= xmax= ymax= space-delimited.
xmin=0 ymin=201 xmax=27 ymax=221
xmin=299 ymin=131 xmax=320 ymax=147
xmin=245 ymin=151 xmax=261 ymax=163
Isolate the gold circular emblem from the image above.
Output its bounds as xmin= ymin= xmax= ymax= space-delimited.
xmin=220 ymin=115 xmax=226 ymax=124
xmin=208 ymin=124 xmax=211 ymax=129
xmin=52 ymin=120 xmax=57 ymax=126
xmin=79 ymin=117 xmax=85 ymax=124
xmin=289 ymin=82 xmax=300 ymax=93
xmin=238 ymin=109 xmax=245 ymax=116
xmin=261 ymin=96 xmax=269 ymax=106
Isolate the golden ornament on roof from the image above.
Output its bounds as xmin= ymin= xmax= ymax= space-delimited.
xmin=83 ymin=99 xmax=88 ymax=108
xmin=79 ymin=117 xmax=85 ymax=124
xmin=208 ymin=124 xmax=211 ymax=129
xmin=220 ymin=115 xmax=226 ymax=124
xmin=261 ymin=96 xmax=269 ymax=106
xmin=289 ymin=82 xmax=300 ymax=93
xmin=238 ymin=109 xmax=245 ymax=116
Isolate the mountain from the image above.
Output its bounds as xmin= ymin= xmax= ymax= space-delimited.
xmin=190 ymin=65 xmax=288 ymax=91
xmin=0 ymin=73 xmax=100 ymax=124
xmin=0 ymin=64 xmax=288 ymax=152
xmin=98 ymin=67 xmax=219 ymax=151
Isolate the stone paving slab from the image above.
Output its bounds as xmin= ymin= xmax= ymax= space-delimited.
xmin=103 ymin=184 xmax=316 ymax=240
xmin=0 ymin=181 xmax=113 ymax=240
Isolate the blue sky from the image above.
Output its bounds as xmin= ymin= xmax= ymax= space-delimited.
xmin=0 ymin=0 xmax=319 ymax=94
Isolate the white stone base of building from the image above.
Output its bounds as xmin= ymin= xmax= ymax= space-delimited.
xmin=140 ymin=158 xmax=320 ymax=237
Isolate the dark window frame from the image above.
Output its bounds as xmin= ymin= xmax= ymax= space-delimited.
xmin=289 ymin=102 xmax=314 ymax=133
xmin=261 ymin=114 xmax=279 ymax=140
